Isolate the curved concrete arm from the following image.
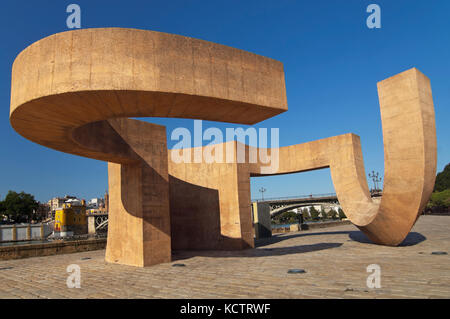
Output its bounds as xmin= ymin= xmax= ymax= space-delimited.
xmin=249 ymin=68 xmax=437 ymax=245
xmin=9 ymin=28 xmax=288 ymax=266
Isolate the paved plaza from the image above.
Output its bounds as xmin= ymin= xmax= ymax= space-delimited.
xmin=0 ymin=215 xmax=449 ymax=299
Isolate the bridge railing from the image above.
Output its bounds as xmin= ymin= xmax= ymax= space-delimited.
xmin=252 ymin=193 xmax=337 ymax=202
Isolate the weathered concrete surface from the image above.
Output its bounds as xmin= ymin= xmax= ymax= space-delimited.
xmin=168 ymin=141 xmax=254 ymax=250
xmin=10 ymin=28 xmax=287 ymax=267
xmin=172 ymin=69 xmax=436 ymax=249
xmin=173 ymin=69 xmax=436 ymax=249
xmin=10 ymin=28 xmax=288 ymax=161
xmin=248 ymin=68 xmax=437 ymax=246
xmin=105 ymin=119 xmax=171 ymax=267
xmin=10 ymin=27 xmax=437 ymax=267
xmin=252 ymin=202 xmax=272 ymax=239
xmin=0 ymin=216 xmax=448 ymax=299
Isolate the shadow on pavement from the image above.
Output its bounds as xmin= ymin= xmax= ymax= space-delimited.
xmin=348 ymin=231 xmax=426 ymax=246
xmin=172 ymin=242 xmax=342 ymax=261
xmin=255 ymin=230 xmax=426 ymax=247
xmin=255 ymin=231 xmax=351 ymax=247
xmin=172 ymin=229 xmax=426 ymax=261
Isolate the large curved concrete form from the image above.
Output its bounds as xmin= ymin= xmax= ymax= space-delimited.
xmin=243 ymin=68 xmax=436 ymax=246
xmin=9 ymin=28 xmax=287 ymax=267
xmin=10 ymin=28 xmax=436 ymax=267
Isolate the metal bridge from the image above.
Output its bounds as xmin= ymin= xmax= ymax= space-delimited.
xmin=86 ymin=212 xmax=109 ymax=232
xmin=252 ymin=191 xmax=382 ymax=204
xmin=87 ymin=192 xmax=382 ymax=232
xmin=96 ymin=217 xmax=108 ymax=231
xmin=252 ymin=192 xmax=338 ymax=204
xmin=252 ymin=191 xmax=382 ymax=217
xmin=269 ymin=202 xmax=339 ymax=217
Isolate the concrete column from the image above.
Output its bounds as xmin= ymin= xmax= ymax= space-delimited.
xmin=252 ymin=202 xmax=272 ymax=239
xmin=87 ymin=216 xmax=96 ymax=235
xmin=168 ymin=141 xmax=255 ymax=251
xmin=105 ymin=119 xmax=171 ymax=267
xmin=12 ymin=225 xmax=17 ymax=241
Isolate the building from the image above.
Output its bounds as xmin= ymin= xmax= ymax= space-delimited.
xmin=87 ymin=197 xmax=104 ymax=208
xmin=48 ymin=195 xmax=81 ymax=219
xmin=104 ymin=191 xmax=109 ymax=213
xmin=54 ymin=200 xmax=87 ymax=237
xmin=48 ymin=195 xmax=78 ymax=215
xmin=86 ymin=191 xmax=109 ymax=215
xmin=48 ymin=197 xmax=65 ymax=212
xmin=34 ymin=202 xmax=50 ymax=221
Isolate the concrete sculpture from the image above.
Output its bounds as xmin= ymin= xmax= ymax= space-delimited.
xmin=10 ymin=28 xmax=437 ymax=267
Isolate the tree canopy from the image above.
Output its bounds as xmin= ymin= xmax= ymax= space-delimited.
xmin=272 ymin=210 xmax=299 ymax=224
xmin=434 ymin=163 xmax=450 ymax=192
xmin=338 ymin=208 xmax=346 ymax=219
xmin=309 ymin=206 xmax=320 ymax=220
xmin=0 ymin=190 xmax=39 ymax=222
xmin=428 ymin=189 xmax=450 ymax=208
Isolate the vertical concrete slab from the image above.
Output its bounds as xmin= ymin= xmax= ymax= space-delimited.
xmin=105 ymin=119 xmax=171 ymax=267
xmin=252 ymin=202 xmax=272 ymax=239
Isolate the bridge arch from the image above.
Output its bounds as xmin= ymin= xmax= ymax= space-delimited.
xmin=269 ymin=202 xmax=341 ymax=218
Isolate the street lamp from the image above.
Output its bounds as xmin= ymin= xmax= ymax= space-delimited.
xmin=368 ymin=171 xmax=382 ymax=192
xmin=259 ymin=187 xmax=266 ymax=201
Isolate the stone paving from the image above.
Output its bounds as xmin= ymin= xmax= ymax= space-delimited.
xmin=0 ymin=215 xmax=449 ymax=299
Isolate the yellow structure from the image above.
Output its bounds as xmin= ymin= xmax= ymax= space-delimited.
xmin=54 ymin=202 xmax=87 ymax=237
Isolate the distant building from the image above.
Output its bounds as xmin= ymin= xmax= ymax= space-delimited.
xmin=104 ymin=191 xmax=109 ymax=213
xmin=65 ymin=198 xmax=83 ymax=206
xmin=86 ymin=191 xmax=109 ymax=215
xmin=54 ymin=200 xmax=87 ymax=237
xmin=34 ymin=203 xmax=50 ymax=221
xmin=48 ymin=195 xmax=81 ymax=219
xmin=87 ymin=197 xmax=104 ymax=208
xmin=48 ymin=197 xmax=65 ymax=212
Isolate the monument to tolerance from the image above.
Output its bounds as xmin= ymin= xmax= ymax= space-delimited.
xmin=9 ymin=28 xmax=437 ymax=267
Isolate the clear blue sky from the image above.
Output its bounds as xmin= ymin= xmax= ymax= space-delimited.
xmin=0 ymin=0 xmax=449 ymax=202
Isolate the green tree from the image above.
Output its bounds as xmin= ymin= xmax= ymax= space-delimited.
xmin=309 ymin=206 xmax=320 ymax=220
xmin=427 ymin=189 xmax=450 ymax=208
xmin=338 ymin=208 xmax=346 ymax=219
xmin=0 ymin=200 xmax=4 ymax=222
xmin=278 ymin=211 xmax=298 ymax=224
xmin=1 ymin=190 xmax=39 ymax=223
xmin=301 ymin=208 xmax=310 ymax=220
xmin=327 ymin=209 xmax=338 ymax=220
xmin=434 ymin=163 xmax=450 ymax=192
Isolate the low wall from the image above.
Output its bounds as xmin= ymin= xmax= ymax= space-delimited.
xmin=302 ymin=219 xmax=352 ymax=230
xmin=423 ymin=207 xmax=450 ymax=216
xmin=271 ymin=220 xmax=352 ymax=234
xmin=0 ymin=223 xmax=53 ymax=242
xmin=0 ymin=238 xmax=107 ymax=261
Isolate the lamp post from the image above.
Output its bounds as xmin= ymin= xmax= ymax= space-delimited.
xmin=259 ymin=187 xmax=266 ymax=201
xmin=368 ymin=171 xmax=382 ymax=192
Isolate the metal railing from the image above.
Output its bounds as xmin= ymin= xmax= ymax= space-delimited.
xmin=252 ymin=193 xmax=337 ymax=202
